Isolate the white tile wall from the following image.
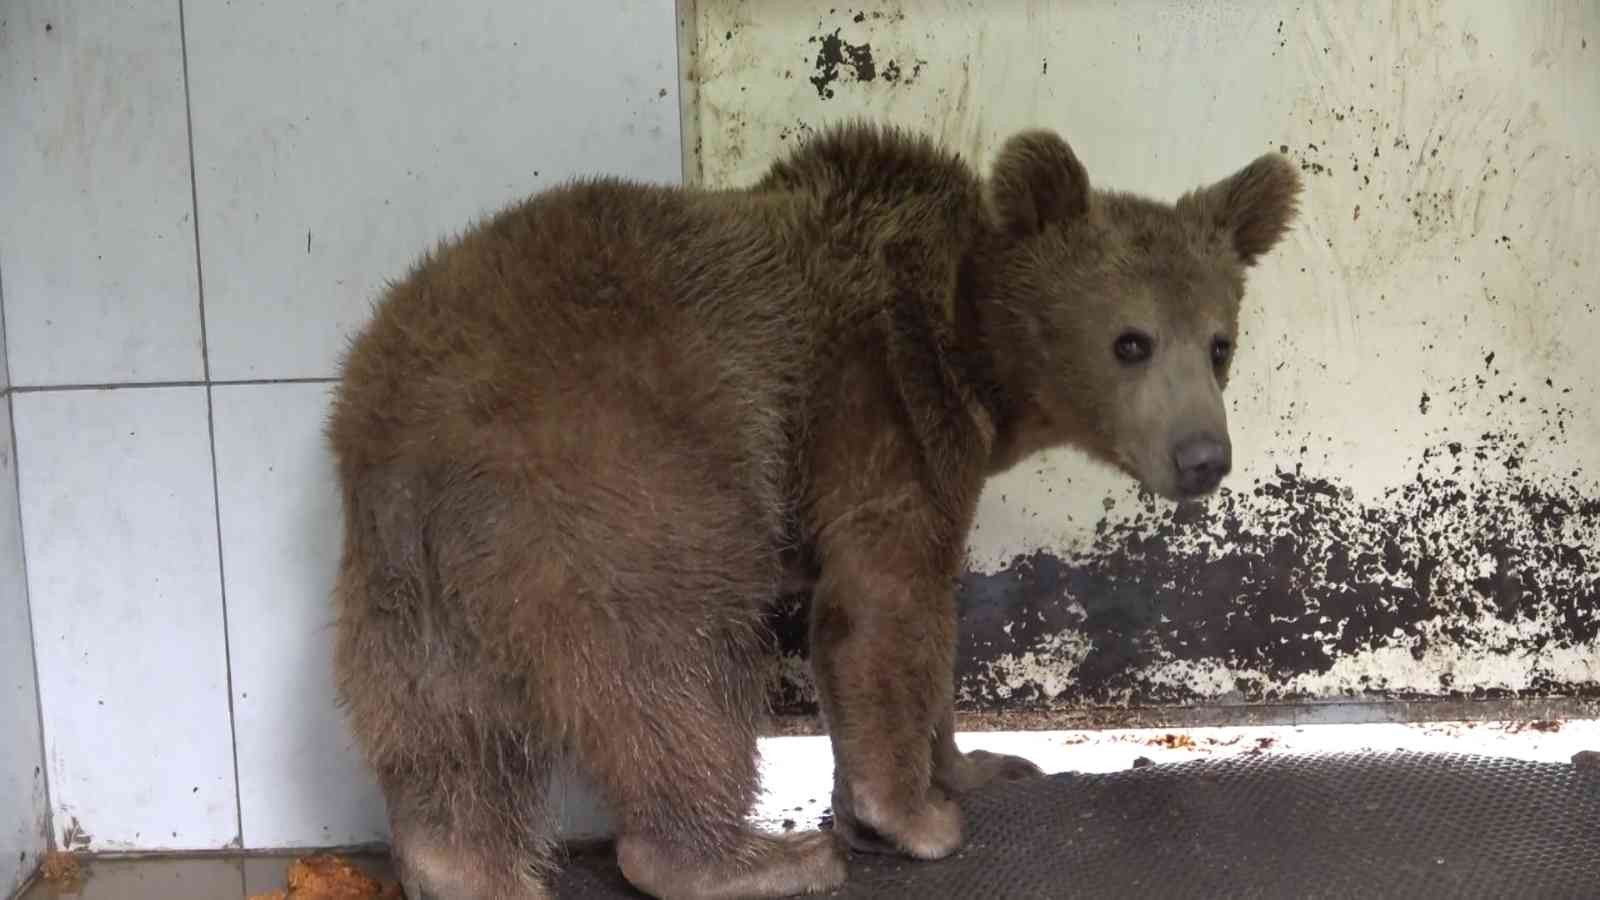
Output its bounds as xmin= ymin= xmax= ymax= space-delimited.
xmin=15 ymin=388 xmax=238 ymax=851
xmin=185 ymin=0 xmax=684 ymax=381
xmin=0 ymin=1 xmax=205 ymax=387
xmin=1 ymin=0 xmax=687 ymax=859
xmin=212 ymin=382 xmax=386 ymax=849
xmin=0 ymin=397 xmax=49 ymax=897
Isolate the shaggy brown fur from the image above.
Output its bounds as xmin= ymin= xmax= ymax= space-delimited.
xmin=326 ymin=122 xmax=1300 ymax=899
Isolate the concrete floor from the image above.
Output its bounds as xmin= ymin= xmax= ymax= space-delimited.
xmin=18 ymin=853 xmax=395 ymax=900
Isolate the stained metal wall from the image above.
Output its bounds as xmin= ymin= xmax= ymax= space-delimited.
xmin=687 ymin=0 xmax=1600 ymax=714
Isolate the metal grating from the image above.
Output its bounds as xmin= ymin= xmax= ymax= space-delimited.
xmin=554 ymin=751 xmax=1600 ymax=898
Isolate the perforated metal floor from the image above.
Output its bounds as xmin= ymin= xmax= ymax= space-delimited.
xmin=554 ymin=751 xmax=1600 ymax=898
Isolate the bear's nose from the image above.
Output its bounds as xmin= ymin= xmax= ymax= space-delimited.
xmin=1172 ymin=436 xmax=1231 ymax=496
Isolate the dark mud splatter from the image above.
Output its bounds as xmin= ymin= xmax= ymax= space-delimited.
xmin=806 ymin=24 xmax=922 ymax=99
xmin=764 ymin=372 xmax=1598 ymax=713
xmin=808 ymin=29 xmax=875 ymax=99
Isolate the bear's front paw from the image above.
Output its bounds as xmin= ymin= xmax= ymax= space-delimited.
xmin=829 ymin=785 xmax=962 ymax=861
xmin=936 ymin=748 xmax=1044 ymax=794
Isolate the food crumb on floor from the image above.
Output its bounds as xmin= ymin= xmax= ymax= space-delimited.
xmin=246 ymin=855 xmax=403 ymax=900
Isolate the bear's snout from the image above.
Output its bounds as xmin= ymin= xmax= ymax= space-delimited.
xmin=1172 ymin=434 xmax=1232 ymax=496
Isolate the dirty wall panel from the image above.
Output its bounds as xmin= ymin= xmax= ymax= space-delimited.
xmin=690 ymin=1 xmax=1600 ymax=712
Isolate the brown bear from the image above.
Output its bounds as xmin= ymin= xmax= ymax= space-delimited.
xmin=326 ymin=121 xmax=1300 ymax=899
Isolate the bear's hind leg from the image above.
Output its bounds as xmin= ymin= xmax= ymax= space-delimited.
xmin=380 ymin=745 xmax=557 ymax=900
xmin=568 ymin=625 xmax=846 ymax=900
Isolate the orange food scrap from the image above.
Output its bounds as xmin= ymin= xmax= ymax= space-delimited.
xmin=247 ymin=854 xmax=403 ymax=900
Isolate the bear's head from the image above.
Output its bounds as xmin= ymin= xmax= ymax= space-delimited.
xmin=980 ymin=130 xmax=1301 ymax=501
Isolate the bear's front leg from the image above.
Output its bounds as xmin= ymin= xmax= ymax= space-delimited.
xmin=808 ymin=499 xmax=970 ymax=860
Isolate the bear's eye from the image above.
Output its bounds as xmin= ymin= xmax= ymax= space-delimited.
xmin=1113 ymin=331 xmax=1154 ymax=364
xmin=1211 ymin=337 xmax=1233 ymax=368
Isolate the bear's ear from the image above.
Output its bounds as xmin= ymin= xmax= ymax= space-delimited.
xmin=987 ymin=130 xmax=1091 ymax=237
xmin=1183 ymin=154 xmax=1302 ymax=266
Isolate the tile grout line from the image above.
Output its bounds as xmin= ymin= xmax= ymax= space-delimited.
xmin=3 ymin=222 xmax=55 ymax=862
xmin=203 ymin=387 xmax=248 ymax=856
xmin=8 ymin=391 xmax=55 ymax=861
xmin=11 ymin=377 xmax=339 ymax=393
xmin=177 ymin=0 xmax=247 ymax=859
xmin=1 ymin=254 xmax=12 ymax=390
xmin=176 ymin=0 xmax=210 ymax=389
